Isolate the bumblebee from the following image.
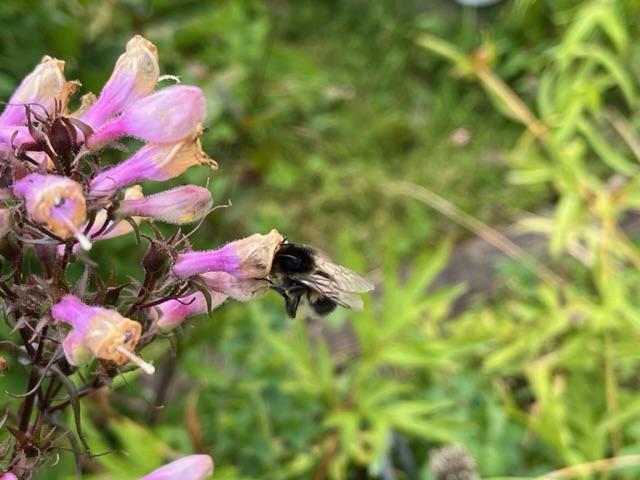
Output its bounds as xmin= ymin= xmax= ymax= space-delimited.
xmin=269 ymin=241 xmax=373 ymax=318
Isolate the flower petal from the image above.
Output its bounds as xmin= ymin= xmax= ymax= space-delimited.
xmin=172 ymin=229 xmax=284 ymax=279
xmin=139 ymin=455 xmax=214 ymax=480
xmin=0 ymin=56 xmax=66 ymax=126
xmin=81 ymin=35 xmax=159 ymax=129
xmin=90 ymin=126 xmax=215 ymax=195
xmin=87 ymin=85 xmax=205 ymax=149
xmin=115 ymin=185 xmax=212 ymax=224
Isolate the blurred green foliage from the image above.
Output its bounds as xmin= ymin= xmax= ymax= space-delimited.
xmin=4 ymin=0 xmax=640 ymax=479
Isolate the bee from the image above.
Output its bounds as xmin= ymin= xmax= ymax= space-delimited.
xmin=269 ymin=240 xmax=374 ymax=318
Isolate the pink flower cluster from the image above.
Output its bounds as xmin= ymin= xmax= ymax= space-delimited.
xmin=0 ymin=36 xmax=284 ymax=372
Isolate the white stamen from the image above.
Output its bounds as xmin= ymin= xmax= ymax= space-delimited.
xmin=75 ymin=232 xmax=93 ymax=251
xmin=61 ymin=216 xmax=92 ymax=251
xmin=115 ymin=345 xmax=155 ymax=375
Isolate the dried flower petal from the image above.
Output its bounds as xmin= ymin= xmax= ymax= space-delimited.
xmin=115 ymin=185 xmax=212 ymax=224
xmin=139 ymin=455 xmax=213 ymax=480
xmin=172 ymin=229 xmax=284 ymax=279
xmin=87 ymin=85 xmax=206 ymax=150
xmin=81 ymin=35 xmax=159 ymax=129
xmin=0 ymin=56 xmax=66 ymax=127
xmin=90 ymin=125 xmax=215 ymax=195
xmin=51 ymin=295 xmax=144 ymax=367
xmin=13 ymin=174 xmax=89 ymax=247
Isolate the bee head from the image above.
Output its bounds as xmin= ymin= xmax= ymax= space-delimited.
xmin=273 ymin=243 xmax=315 ymax=274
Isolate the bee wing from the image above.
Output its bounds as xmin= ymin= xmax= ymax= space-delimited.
xmin=296 ymin=274 xmax=365 ymax=310
xmin=292 ymin=257 xmax=374 ymax=310
xmin=312 ymin=256 xmax=374 ymax=293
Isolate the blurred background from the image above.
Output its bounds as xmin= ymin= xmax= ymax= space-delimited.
xmin=4 ymin=0 xmax=640 ymax=478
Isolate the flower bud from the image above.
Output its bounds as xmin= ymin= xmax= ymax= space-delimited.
xmin=142 ymin=240 xmax=172 ymax=276
xmin=86 ymin=86 xmax=205 ymax=150
xmin=90 ymin=126 xmax=215 ymax=195
xmin=13 ymin=174 xmax=90 ymax=249
xmin=172 ymin=229 xmax=284 ymax=279
xmin=0 ymin=56 xmax=66 ymax=127
xmin=201 ymin=271 xmax=269 ymax=302
xmin=48 ymin=116 xmax=78 ymax=158
xmin=51 ymin=295 xmax=153 ymax=373
xmin=139 ymin=455 xmax=214 ymax=480
xmin=80 ymin=35 xmax=159 ymax=129
xmin=115 ymin=185 xmax=212 ymax=224
xmin=152 ymin=291 xmax=227 ymax=331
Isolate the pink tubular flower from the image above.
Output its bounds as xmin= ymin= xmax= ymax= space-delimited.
xmin=13 ymin=173 xmax=90 ymax=249
xmin=51 ymin=295 xmax=153 ymax=373
xmin=115 ymin=185 xmax=212 ymax=224
xmin=90 ymin=126 xmax=215 ymax=195
xmin=152 ymin=291 xmax=228 ymax=330
xmin=139 ymin=455 xmax=213 ymax=480
xmin=80 ymin=35 xmax=159 ymax=129
xmin=86 ymin=85 xmax=206 ymax=150
xmin=0 ymin=472 xmax=18 ymax=480
xmin=201 ymin=271 xmax=270 ymax=302
xmin=172 ymin=229 xmax=284 ymax=279
xmin=0 ymin=56 xmax=66 ymax=127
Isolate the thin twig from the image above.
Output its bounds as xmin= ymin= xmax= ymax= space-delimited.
xmin=535 ymin=454 xmax=640 ymax=479
xmin=387 ymin=180 xmax=563 ymax=287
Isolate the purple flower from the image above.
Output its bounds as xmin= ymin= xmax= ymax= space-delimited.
xmin=139 ymin=455 xmax=213 ymax=480
xmin=13 ymin=173 xmax=90 ymax=249
xmin=51 ymin=295 xmax=153 ymax=374
xmin=0 ymin=56 xmax=67 ymax=127
xmin=0 ymin=473 xmax=18 ymax=480
xmin=86 ymin=85 xmax=206 ymax=150
xmin=80 ymin=35 xmax=159 ymax=129
xmin=172 ymin=229 xmax=284 ymax=279
xmin=152 ymin=291 xmax=228 ymax=330
xmin=115 ymin=185 xmax=212 ymax=224
xmin=90 ymin=127 xmax=215 ymax=195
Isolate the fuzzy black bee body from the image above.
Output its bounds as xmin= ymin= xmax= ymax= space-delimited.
xmin=270 ymin=242 xmax=373 ymax=318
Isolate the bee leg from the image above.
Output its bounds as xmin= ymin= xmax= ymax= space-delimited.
xmin=285 ymin=290 xmax=304 ymax=319
xmin=269 ymin=284 xmax=286 ymax=295
xmin=284 ymin=284 xmax=306 ymax=319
